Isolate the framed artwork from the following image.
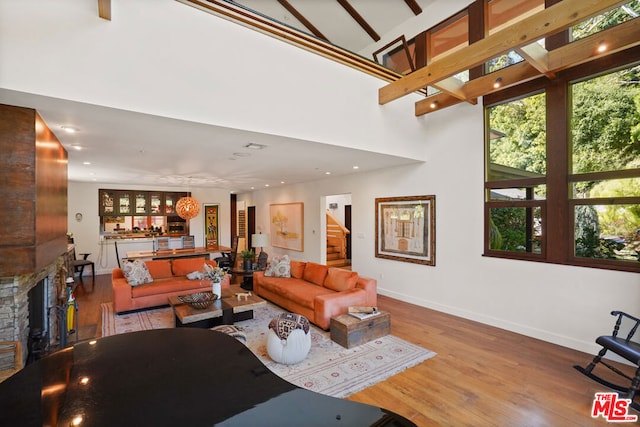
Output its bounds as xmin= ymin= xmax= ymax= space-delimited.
xmin=204 ymin=204 xmax=219 ymax=248
xmin=375 ymin=195 xmax=435 ymax=266
xmin=270 ymin=202 xmax=304 ymax=251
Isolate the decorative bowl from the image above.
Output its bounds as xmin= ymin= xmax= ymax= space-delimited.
xmin=178 ymin=292 xmax=218 ymax=309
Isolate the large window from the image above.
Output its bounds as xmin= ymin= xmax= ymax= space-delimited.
xmin=570 ymin=67 xmax=640 ymax=265
xmin=485 ymin=60 xmax=640 ymax=272
xmin=486 ymin=92 xmax=546 ymax=257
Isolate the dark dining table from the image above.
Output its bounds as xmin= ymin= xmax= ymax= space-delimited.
xmin=0 ymin=328 xmax=417 ymax=426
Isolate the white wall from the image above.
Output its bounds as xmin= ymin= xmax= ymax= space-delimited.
xmin=239 ymin=100 xmax=640 ymax=356
xmin=68 ymin=181 xmax=232 ymax=274
xmin=0 ymin=0 xmax=428 ymax=161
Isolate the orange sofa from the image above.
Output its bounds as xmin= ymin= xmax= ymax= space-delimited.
xmin=253 ymin=260 xmax=377 ymax=330
xmin=112 ymin=257 xmax=230 ymax=313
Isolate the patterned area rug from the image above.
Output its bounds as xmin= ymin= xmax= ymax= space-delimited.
xmin=101 ymin=302 xmax=436 ymax=398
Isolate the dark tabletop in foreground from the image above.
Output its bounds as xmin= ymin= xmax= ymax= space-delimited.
xmin=0 ymin=328 xmax=416 ymax=426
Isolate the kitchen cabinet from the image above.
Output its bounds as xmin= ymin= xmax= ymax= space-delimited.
xmin=99 ymin=189 xmax=116 ymax=216
xmin=134 ymin=191 xmax=150 ymax=215
xmin=149 ymin=192 xmax=163 ymax=215
xmin=100 ymin=189 xmax=188 ymax=217
xmin=163 ymin=192 xmax=187 ymax=215
xmin=116 ymin=191 xmax=132 ymax=216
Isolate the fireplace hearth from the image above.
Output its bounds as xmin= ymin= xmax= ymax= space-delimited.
xmin=0 ymin=248 xmax=73 ymax=365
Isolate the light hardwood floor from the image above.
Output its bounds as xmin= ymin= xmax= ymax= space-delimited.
xmin=74 ymin=274 xmax=635 ymax=426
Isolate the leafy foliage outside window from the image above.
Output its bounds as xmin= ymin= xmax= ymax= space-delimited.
xmin=572 ymin=1 xmax=640 ymax=41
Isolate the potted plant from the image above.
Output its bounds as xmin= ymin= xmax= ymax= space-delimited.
xmin=239 ymin=249 xmax=255 ymax=271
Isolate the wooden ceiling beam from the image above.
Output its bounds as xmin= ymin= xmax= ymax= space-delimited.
xmin=404 ymin=0 xmax=422 ymax=16
xmin=415 ymin=17 xmax=640 ymax=117
xmin=98 ymin=0 xmax=111 ymax=21
xmin=515 ymin=42 xmax=555 ymax=78
xmin=547 ymin=16 xmax=640 ymax=71
xmin=379 ymin=0 xmax=628 ymax=105
xmin=337 ymin=0 xmax=380 ymax=42
xmin=416 ymin=61 xmax=540 ymax=116
xmin=277 ymin=0 xmax=328 ymax=41
xmin=430 ymin=76 xmax=470 ymax=103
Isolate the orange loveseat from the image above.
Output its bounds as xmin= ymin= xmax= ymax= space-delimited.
xmin=112 ymin=257 xmax=230 ymax=313
xmin=253 ymin=260 xmax=377 ymax=330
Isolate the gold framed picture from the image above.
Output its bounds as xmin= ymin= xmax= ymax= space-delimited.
xmin=375 ymin=195 xmax=435 ymax=266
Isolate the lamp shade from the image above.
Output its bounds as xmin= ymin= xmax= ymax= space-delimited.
xmin=251 ymin=233 xmax=269 ymax=248
xmin=175 ymin=196 xmax=200 ymax=220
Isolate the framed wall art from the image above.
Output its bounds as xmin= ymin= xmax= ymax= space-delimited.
xmin=269 ymin=202 xmax=304 ymax=251
xmin=204 ymin=204 xmax=219 ymax=248
xmin=375 ymin=195 xmax=435 ymax=265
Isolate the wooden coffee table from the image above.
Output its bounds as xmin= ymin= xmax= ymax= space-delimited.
xmin=168 ymin=284 xmax=266 ymax=328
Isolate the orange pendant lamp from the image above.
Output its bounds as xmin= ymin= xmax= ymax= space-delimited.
xmin=176 ymin=195 xmax=200 ymax=220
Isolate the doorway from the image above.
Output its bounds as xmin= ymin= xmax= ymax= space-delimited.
xmin=325 ymin=194 xmax=352 ymax=268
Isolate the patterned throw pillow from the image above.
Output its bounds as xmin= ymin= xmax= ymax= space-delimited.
xmin=122 ymin=260 xmax=154 ymax=286
xmin=264 ymin=255 xmax=291 ymax=278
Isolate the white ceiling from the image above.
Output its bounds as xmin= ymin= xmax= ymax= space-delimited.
xmin=2 ymin=0 xmax=439 ymax=192
xmin=1 ymin=88 xmax=419 ymax=192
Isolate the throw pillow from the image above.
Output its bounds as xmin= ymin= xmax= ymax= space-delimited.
xmin=302 ymin=262 xmax=328 ymax=286
xmin=122 ymin=260 xmax=154 ymax=286
xmin=290 ymin=260 xmax=306 ymax=279
xmin=264 ymin=255 xmax=291 ymax=278
xmin=324 ymin=267 xmax=358 ymax=292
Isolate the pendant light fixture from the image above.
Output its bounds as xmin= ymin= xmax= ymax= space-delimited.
xmin=176 ymin=177 xmax=200 ymax=220
xmin=176 ymin=195 xmax=200 ymax=220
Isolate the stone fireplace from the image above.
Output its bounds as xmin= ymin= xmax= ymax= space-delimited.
xmin=0 ymin=251 xmax=70 ymax=364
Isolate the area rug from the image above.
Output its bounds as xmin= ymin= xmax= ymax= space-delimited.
xmin=101 ymin=302 xmax=435 ymax=398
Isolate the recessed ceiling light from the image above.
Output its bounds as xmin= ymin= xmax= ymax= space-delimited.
xmin=244 ymin=143 xmax=266 ymax=150
xmin=61 ymin=126 xmax=78 ymax=133
xmin=72 ymin=145 xmax=82 ymax=151
xmin=83 ymin=161 xmax=91 ymax=165
xmin=325 ymin=171 xmax=331 ymax=175
xmin=250 ymin=186 xmax=255 ymax=190
xmin=280 ymin=181 xmax=285 ymax=184
xmin=265 ymin=184 xmax=270 ymax=187
xmin=597 ymin=42 xmax=607 ymax=53
xmin=233 ymin=152 xmax=250 ymax=157
xmin=353 ymin=166 xmax=359 ymax=170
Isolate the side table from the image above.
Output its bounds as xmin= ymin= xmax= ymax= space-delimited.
xmin=330 ymin=311 xmax=391 ymax=348
xmin=230 ymin=268 xmax=256 ymax=290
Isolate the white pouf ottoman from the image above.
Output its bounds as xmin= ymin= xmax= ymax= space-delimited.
xmin=267 ymin=313 xmax=311 ymax=365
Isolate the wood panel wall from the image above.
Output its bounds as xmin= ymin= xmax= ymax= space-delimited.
xmin=0 ymin=104 xmax=68 ymax=276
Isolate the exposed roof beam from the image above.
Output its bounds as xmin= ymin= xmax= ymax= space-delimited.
xmin=277 ymin=0 xmax=328 ymax=42
xmin=404 ymin=0 xmax=422 ymax=16
xmin=430 ymin=76 xmax=472 ymax=103
xmin=547 ymin=14 xmax=640 ymax=70
xmin=337 ymin=0 xmax=380 ymax=42
xmin=416 ymin=62 xmax=540 ymax=116
xmin=515 ymin=42 xmax=555 ymax=78
xmin=414 ymin=17 xmax=640 ymax=116
xmin=379 ymin=0 xmax=628 ymax=105
xmin=98 ymin=0 xmax=111 ymax=21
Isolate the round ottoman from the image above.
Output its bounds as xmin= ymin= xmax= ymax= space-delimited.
xmin=267 ymin=313 xmax=311 ymax=365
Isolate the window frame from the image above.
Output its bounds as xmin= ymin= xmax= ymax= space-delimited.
xmin=483 ymin=47 xmax=640 ymax=273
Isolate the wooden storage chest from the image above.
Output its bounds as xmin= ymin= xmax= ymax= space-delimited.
xmin=330 ymin=311 xmax=391 ymax=348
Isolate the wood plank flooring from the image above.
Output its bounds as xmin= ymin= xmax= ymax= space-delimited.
xmin=74 ymin=274 xmax=635 ymax=426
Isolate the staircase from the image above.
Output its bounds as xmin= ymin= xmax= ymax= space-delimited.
xmin=326 ymin=210 xmax=350 ymax=267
